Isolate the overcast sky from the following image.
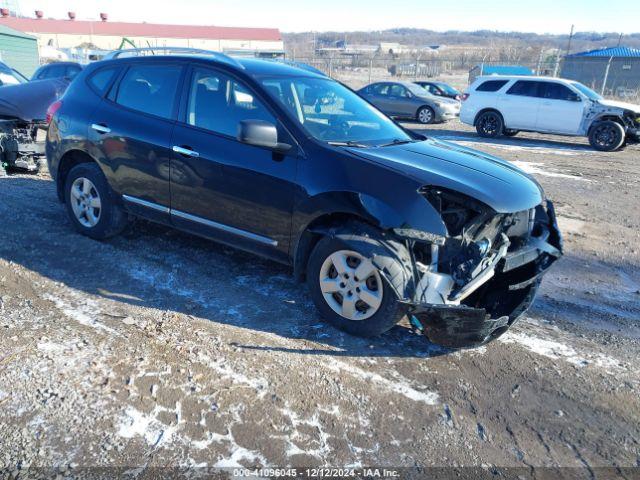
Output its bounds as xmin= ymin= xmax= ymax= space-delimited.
xmin=13 ymin=0 xmax=640 ymax=34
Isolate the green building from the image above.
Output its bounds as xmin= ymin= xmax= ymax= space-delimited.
xmin=0 ymin=24 xmax=38 ymax=77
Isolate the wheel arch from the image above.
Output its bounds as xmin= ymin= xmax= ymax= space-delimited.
xmin=292 ymin=211 xmax=380 ymax=282
xmin=587 ymin=115 xmax=627 ymax=134
xmin=473 ymin=108 xmax=503 ymax=127
xmin=55 ymin=149 xmax=102 ymax=203
xmin=416 ymin=104 xmax=435 ymax=118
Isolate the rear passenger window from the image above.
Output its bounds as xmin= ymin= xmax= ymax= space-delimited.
xmin=116 ymin=64 xmax=182 ymax=119
xmin=88 ymin=67 xmax=119 ymax=95
xmin=475 ymin=80 xmax=508 ymax=92
xmin=507 ymin=80 xmax=541 ymax=97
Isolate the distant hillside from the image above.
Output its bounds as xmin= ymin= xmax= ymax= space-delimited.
xmin=284 ymin=29 xmax=640 ymax=58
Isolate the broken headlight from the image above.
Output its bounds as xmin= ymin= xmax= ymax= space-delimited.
xmin=419 ymin=186 xmax=488 ymax=237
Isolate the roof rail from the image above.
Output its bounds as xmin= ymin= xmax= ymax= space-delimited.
xmin=103 ymin=47 xmax=244 ymax=69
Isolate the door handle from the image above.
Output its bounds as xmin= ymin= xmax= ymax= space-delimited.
xmin=172 ymin=145 xmax=200 ymax=158
xmin=91 ymin=123 xmax=111 ymax=134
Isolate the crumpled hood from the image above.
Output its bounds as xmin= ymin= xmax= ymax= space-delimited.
xmin=596 ymin=98 xmax=640 ymax=114
xmin=347 ymin=138 xmax=544 ymax=213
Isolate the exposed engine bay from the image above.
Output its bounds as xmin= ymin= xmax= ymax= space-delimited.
xmin=0 ymin=119 xmax=47 ymax=174
xmin=402 ymin=188 xmax=562 ymax=347
xmin=328 ymin=186 xmax=564 ymax=348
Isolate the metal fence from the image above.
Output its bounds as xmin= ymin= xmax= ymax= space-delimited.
xmin=285 ymin=56 xmax=639 ymax=100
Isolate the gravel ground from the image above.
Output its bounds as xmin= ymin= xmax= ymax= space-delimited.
xmin=0 ymin=120 xmax=639 ymax=478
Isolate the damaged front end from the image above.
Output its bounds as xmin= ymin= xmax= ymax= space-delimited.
xmin=0 ymin=78 xmax=69 ymax=175
xmin=0 ymin=119 xmax=47 ymax=174
xmin=395 ymin=187 xmax=563 ymax=348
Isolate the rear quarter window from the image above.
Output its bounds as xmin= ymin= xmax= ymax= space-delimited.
xmin=475 ymin=80 xmax=508 ymax=92
xmin=87 ymin=66 xmax=120 ymax=95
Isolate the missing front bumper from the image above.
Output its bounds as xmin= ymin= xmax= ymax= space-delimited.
xmin=409 ymin=280 xmax=539 ymax=348
xmin=408 ymin=200 xmax=562 ymax=348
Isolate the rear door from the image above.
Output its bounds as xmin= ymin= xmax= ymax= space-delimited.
xmin=498 ymin=80 xmax=542 ymax=130
xmin=88 ymin=61 xmax=184 ymax=223
xmin=536 ymin=82 xmax=585 ymax=134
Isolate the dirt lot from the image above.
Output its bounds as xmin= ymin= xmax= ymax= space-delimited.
xmin=1 ymin=121 xmax=639 ymax=477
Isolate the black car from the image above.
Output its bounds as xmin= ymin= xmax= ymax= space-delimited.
xmin=46 ymin=50 xmax=562 ymax=347
xmin=414 ymin=81 xmax=462 ymax=101
xmin=32 ymin=62 xmax=83 ymax=81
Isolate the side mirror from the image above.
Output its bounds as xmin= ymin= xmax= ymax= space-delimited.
xmin=568 ymin=93 xmax=581 ymax=102
xmin=238 ymin=120 xmax=292 ymax=153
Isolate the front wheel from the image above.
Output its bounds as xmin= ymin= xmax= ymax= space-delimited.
xmin=306 ymin=229 xmax=409 ymax=337
xmin=476 ymin=111 xmax=504 ymax=138
xmin=589 ymin=121 xmax=625 ymax=151
xmin=417 ymin=106 xmax=435 ymax=124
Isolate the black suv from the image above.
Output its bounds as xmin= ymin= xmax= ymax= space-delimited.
xmin=46 ymin=49 xmax=562 ymax=347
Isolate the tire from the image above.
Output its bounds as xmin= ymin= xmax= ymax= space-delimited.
xmin=417 ymin=106 xmax=435 ymax=124
xmin=63 ymin=162 xmax=129 ymax=240
xmin=588 ymin=120 xmax=625 ymax=152
xmin=475 ymin=110 xmax=504 ymax=138
xmin=503 ymin=129 xmax=519 ymax=137
xmin=306 ymin=225 xmax=410 ymax=337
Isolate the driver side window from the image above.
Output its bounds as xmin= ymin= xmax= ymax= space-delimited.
xmin=186 ymin=67 xmax=275 ymax=137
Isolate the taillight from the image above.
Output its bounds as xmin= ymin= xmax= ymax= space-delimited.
xmin=461 ymin=93 xmax=470 ymax=102
xmin=46 ymin=100 xmax=62 ymax=124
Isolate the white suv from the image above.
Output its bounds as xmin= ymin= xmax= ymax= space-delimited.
xmin=460 ymin=75 xmax=640 ymax=151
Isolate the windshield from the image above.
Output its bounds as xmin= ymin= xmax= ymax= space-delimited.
xmin=571 ymin=82 xmax=602 ymax=101
xmin=436 ymin=83 xmax=460 ymax=96
xmin=260 ymin=76 xmax=412 ymax=146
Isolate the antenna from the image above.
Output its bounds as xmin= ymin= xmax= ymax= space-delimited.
xmin=566 ymin=24 xmax=575 ymax=56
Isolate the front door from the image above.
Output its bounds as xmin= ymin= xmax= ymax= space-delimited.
xmin=536 ymin=82 xmax=585 ymax=134
xmin=170 ymin=66 xmax=298 ymax=260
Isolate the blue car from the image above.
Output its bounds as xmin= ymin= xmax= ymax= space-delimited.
xmin=46 ymin=48 xmax=562 ymax=347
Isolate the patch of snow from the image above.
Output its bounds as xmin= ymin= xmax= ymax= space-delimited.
xmin=434 ymin=135 xmax=593 ymax=157
xmin=500 ymin=331 xmax=625 ymax=372
xmin=43 ymin=292 xmax=120 ymax=336
xmin=325 ymin=360 xmax=439 ymax=405
xmin=511 ymin=161 xmax=589 ymax=181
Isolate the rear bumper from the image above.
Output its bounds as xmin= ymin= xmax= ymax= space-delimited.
xmin=409 ymin=200 xmax=563 ymax=348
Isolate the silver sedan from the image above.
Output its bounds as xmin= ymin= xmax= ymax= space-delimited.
xmin=358 ymin=81 xmax=460 ymax=124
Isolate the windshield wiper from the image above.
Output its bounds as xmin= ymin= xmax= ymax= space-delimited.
xmin=327 ymin=140 xmax=369 ymax=148
xmin=378 ymin=138 xmax=419 ymax=147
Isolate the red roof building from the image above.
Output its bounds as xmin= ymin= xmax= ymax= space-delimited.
xmin=0 ymin=14 xmax=283 ymax=53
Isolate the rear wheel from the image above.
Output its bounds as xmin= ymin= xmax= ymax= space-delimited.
xmin=476 ymin=111 xmax=503 ymax=138
xmin=588 ymin=121 xmax=625 ymax=151
xmin=64 ymin=163 xmax=129 ymax=240
xmin=306 ymin=229 xmax=409 ymax=337
xmin=417 ymin=106 xmax=435 ymax=124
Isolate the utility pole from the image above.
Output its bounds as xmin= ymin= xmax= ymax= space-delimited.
xmin=566 ymin=24 xmax=574 ymax=56
xmin=617 ymin=33 xmax=623 ymax=47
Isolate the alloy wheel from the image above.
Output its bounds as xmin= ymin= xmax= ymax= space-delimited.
xmin=70 ymin=177 xmax=102 ymax=228
xmin=479 ymin=113 xmax=499 ymax=135
xmin=319 ymin=250 xmax=383 ymax=321
xmin=418 ymin=108 xmax=433 ymax=124
xmin=593 ymin=124 xmax=618 ymax=149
